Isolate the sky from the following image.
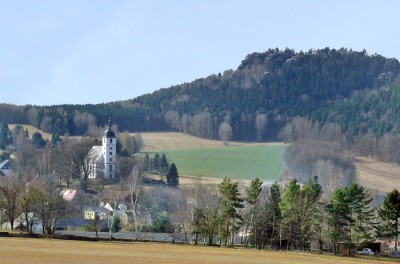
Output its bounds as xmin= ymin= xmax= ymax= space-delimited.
xmin=1 ymin=0 xmax=400 ymax=106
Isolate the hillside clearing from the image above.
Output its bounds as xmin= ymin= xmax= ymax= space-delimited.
xmin=0 ymin=237 xmax=396 ymax=264
xmin=8 ymin=124 xmax=53 ymax=141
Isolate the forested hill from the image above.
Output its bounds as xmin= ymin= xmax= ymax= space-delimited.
xmin=1 ymin=48 xmax=399 ymax=141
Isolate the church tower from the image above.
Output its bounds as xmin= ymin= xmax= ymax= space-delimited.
xmin=102 ymin=119 xmax=117 ymax=180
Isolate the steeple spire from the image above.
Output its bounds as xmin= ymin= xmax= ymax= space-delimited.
xmin=104 ymin=118 xmax=115 ymax=138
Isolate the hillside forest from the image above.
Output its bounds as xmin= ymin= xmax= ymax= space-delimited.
xmin=1 ymin=48 xmax=399 ymax=142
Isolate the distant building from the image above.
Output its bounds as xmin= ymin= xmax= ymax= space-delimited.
xmin=87 ymin=122 xmax=117 ymax=180
xmin=0 ymin=159 xmax=11 ymax=176
xmin=60 ymin=189 xmax=77 ymax=202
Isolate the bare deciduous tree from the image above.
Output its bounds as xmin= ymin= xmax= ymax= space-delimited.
xmin=189 ymin=184 xmax=219 ymax=245
xmin=170 ymin=190 xmax=193 ymax=243
xmin=164 ymin=111 xmax=181 ymax=131
xmin=0 ymin=175 xmax=23 ymax=230
xmin=35 ymin=178 xmax=70 ymax=234
xmin=118 ymin=132 xmax=136 ymax=156
xmin=73 ymin=111 xmax=97 ymax=135
xmin=190 ymin=111 xmax=213 ymax=139
xmin=126 ymin=164 xmax=143 ymax=239
xmin=218 ymin=122 xmax=233 ymax=146
xmin=61 ymin=138 xmax=94 ymax=190
xmin=255 ymin=113 xmax=268 ymax=141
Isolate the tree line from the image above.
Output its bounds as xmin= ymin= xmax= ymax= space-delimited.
xmin=167 ymin=177 xmax=400 ymax=253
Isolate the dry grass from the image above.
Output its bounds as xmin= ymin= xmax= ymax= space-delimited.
xmin=8 ymin=124 xmax=53 ymax=141
xmin=0 ymin=237 xmax=397 ymax=264
xmin=138 ymin=132 xmax=283 ymax=152
xmin=178 ymin=175 xmax=251 ymax=186
xmin=355 ymin=157 xmax=400 ymax=195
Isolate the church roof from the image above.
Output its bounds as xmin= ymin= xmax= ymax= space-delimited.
xmin=103 ymin=126 xmax=115 ymax=138
xmin=88 ymin=146 xmax=104 ymax=164
xmin=0 ymin=159 xmax=10 ymax=170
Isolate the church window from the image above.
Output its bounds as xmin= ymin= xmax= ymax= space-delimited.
xmin=110 ymin=138 xmax=113 ymax=143
xmin=109 ymin=165 xmax=112 ymax=171
xmin=109 ymin=152 xmax=112 ymax=155
xmin=109 ymin=158 xmax=112 ymax=162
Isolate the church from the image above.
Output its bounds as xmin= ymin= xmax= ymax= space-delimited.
xmin=87 ymin=123 xmax=117 ymax=180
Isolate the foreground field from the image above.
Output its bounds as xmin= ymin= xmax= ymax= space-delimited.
xmin=0 ymin=237 xmax=397 ymax=264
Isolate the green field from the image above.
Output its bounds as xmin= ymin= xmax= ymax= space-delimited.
xmin=164 ymin=145 xmax=286 ymax=180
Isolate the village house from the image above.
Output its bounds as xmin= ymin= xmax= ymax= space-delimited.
xmin=0 ymin=159 xmax=11 ymax=176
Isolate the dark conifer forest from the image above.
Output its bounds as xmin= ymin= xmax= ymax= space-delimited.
xmin=1 ymin=48 xmax=399 ymax=141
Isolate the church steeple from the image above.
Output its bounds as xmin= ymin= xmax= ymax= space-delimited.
xmin=103 ymin=118 xmax=115 ymax=138
xmin=102 ymin=119 xmax=117 ymax=180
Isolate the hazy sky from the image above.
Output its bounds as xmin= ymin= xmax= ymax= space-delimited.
xmin=1 ymin=1 xmax=400 ymax=106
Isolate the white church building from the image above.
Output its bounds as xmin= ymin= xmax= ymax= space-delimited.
xmin=87 ymin=123 xmax=117 ymax=180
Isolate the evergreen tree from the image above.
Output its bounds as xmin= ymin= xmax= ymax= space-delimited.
xmin=243 ymin=178 xmax=263 ymax=247
xmin=116 ymin=139 xmax=123 ymax=155
xmin=251 ymin=184 xmax=282 ymax=250
xmin=326 ymin=188 xmax=352 ymax=254
xmin=160 ymin=153 xmax=169 ymax=175
xmin=265 ymin=182 xmax=282 ymax=248
xmin=279 ymin=179 xmax=300 ymax=249
xmin=50 ymin=134 xmax=62 ymax=147
xmin=143 ymin=153 xmax=150 ymax=172
xmin=0 ymin=122 xmax=12 ymax=149
xmin=218 ymin=177 xmax=244 ymax=247
xmin=153 ymin=153 xmax=160 ymax=173
xmin=31 ymin=132 xmax=46 ymax=148
xmin=296 ymin=177 xmax=323 ymax=250
xmin=378 ymin=189 xmax=400 ymax=251
xmin=111 ymin=216 xmax=121 ymax=233
xmin=346 ymin=183 xmax=375 ymax=245
xmin=326 ymin=183 xmax=374 ymax=254
xmin=192 ymin=208 xmax=207 ymax=245
xmin=166 ymin=163 xmax=179 ymax=187
xmin=279 ymin=177 xmax=322 ymax=250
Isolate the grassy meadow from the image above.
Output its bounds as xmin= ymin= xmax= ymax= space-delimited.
xmin=139 ymin=132 xmax=286 ymax=181
xmin=1 ymin=237 xmax=397 ymax=264
xmin=165 ymin=145 xmax=286 ymax=180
